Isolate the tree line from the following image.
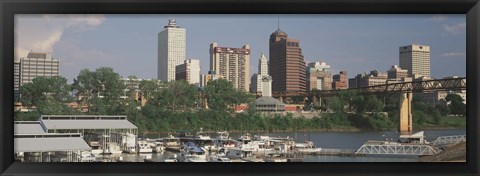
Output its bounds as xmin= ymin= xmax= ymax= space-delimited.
xmin=15 ymin=67 xmax=466 ymax=132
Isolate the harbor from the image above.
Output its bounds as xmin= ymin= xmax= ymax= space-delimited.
xmin=13 ymin=116 xmax=466 ymax=163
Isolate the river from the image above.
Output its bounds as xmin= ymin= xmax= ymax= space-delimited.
xmin=123 ymin=129 xmax=465 ymax=162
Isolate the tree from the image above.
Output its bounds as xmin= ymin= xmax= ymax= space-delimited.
xmin=72 ymin=67 xmax=125 ymax=114
xmin=445 ymin=94 xmax=466 ymax=116
xmin=19 ymin=76 xmax=73 ymax=114
xmin=204 ymin=79 xmax=250 ymax=112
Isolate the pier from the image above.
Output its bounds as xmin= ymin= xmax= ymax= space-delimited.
xmin=298 ymin=148 xmax=364 ymax=157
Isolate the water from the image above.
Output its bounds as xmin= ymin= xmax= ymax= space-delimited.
xmin=135 ymin=129 xmax=465 ymax=162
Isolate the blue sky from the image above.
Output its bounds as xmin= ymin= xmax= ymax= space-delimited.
xmin=15 ymin=14 xmax=466 ymax=83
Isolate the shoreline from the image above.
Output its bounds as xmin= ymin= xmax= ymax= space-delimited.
xmin=140 ymin=126 xmax=465 ymax=135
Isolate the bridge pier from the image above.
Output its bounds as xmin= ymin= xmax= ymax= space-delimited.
xmin=399 ymin=92 xmax=413 ymax=135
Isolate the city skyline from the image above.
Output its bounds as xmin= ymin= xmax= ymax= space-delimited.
xmin=15 ymin=14 xmax=466 ymax=83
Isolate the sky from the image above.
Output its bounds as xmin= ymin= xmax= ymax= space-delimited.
xmin=15 ymin=14 xmax=466 ymax=83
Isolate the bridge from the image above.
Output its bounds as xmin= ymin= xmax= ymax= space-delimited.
xmin=355 ymin=144 xmax=438 ymax=156
xmin=269 ymin=77 xmax=466 ymax=134
xmin=431 ymin=135 xmax=466 ymax=146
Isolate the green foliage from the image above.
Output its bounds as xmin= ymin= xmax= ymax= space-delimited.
xmin=204 ymin=79 xmax=251 ymax=112
xmin=445 ymin=94 xmax=466 ymax=116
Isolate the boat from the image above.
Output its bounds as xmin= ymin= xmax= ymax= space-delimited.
xmin=264 ymin=154 xmax=288 ymax=162
xmin=108 ymin=142 xmax=123 ymax=155
xmin=180 ymin=142 xmax=208 ymax=162
xmin=137 ymin=140 xmax=153 ymax=153
xmin=79 ymin=151 xmax=96 ymax=162
xmin=89 ymin=141 xmax=103 ymax=156
xmin=164 ymin=135 xmax=181 ymax=152
xmin=213 ymin=131 xmax=237 ymax=149
xmin=210 ymin=154 xmax=231 ymax=162
xmin=193 ymin=128 xmax=216 ymax=152
xmin=295 ymin=141 xmax=322 ymax=153
xmin=153 ymin=138 xmax=165 ymax=153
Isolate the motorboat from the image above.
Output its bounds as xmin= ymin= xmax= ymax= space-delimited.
xmin=295 ymin=141 xmax=322 ymax=153
xmin=89 ymin=141 xmax=103 ymax=156
xmin=193 ymin=128 xmax=216 ymax=152
xmin=137 ymin=140 xmax=153 ymax=153
xmin=180 ymin=142 xmax=208 ymax=162
xmin=164 ymin=135 xmax=181 ymax=152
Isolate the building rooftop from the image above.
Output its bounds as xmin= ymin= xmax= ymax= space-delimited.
xmin=256 ymin=96 xmax=284 ymax=105
xmin=40 ymin=115 xmax=137 ymax=130
xmin=14 ymin=121 xmax=46 ymax=134
xmin=14 ymin=134 xmax=91 ymax=152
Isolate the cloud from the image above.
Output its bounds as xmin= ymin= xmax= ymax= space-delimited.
xmin=15 ymin=14 xmax=105 ymax=59
xmin=428 ymin=15 xmax=447 ymax=21
xmin=442 ymin=21 xmax=466 ymax=34
xmin=441 ymin=52 xmax=466 ymax=57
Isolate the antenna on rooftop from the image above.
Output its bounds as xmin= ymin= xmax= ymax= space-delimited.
xmin=277 ymin=17 xmax=280 ymax=30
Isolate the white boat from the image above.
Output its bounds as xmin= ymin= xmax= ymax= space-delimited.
xmin=264 ymin=154 xmax=288 ymax=162
xmin=79 ymin=151 xmax=95 ymax=162
xmin=180 ymin=142 xmax=208 ymax=162
xmin=295 ymin=141 xmax=322 ymax=153
xmin=164 ymin=135 xmax=181 ymax=152
xmin=89 ymin=141 xmax=103 ymax=156
xmin=210 ymin=155 xmax=231 ymax=162
xmin=137 ymin=140 xmax=153 ymax=153
xmin=194 ymin=129 xmax=217 ymax=152
xmin=154 ymin=139 xmax=165 ymax=153
xmin=108 ymin=142 xmax=123 ymax=155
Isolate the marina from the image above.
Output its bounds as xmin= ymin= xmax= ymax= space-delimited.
xmin=14 ymin=116 xmax=466 ymax=163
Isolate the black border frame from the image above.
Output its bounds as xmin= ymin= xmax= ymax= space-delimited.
xmin=1 ymin=0 xmax=479 ymax=175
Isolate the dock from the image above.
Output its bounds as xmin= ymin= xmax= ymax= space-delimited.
xmin=298 ymin=148 xmax=364 ymax=157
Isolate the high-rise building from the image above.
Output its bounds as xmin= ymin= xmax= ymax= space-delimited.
xmin=269 ymin=28 xmax=306 ymax=92
xmin=158 ymin=18 xmax=186 ymax=81
xmin=307 ymin=62 xmax=332 ymax=91
xmin=251 ymin=53 xmax=272 ymax=96
xmin=19 ymin=52 xmax=60 ymax=86
xmin=332 ymin=71 xmax=348 ymax=90
xmin=14 ymin=59 xmax=20 ymax=101
xmin=209 ymin=42 xmax=250 ymax=92
xmin=399 ymin=44 xmax=430 ymax=78
xmin=175 ymin=59 xmax=201 ymax=85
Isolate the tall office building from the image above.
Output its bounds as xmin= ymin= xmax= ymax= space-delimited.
xmin=307 ymin=62 xmax=332 ymax=91
xmin=158 ymin=18 xmax=186 ymax=81
xmin=14 ymin=58 xmax=20 ymax=101
xmin=269 ymin=28 xmax=306 ymax=92
xmin=399 ymin=44 xmax=430 ymax=78
xmin=175 ymin=59 xmax=201 ymax=85
xmin=19 ymin=52 xmax=60 ymax=86
xmin=251 ymin=53 xmax=273 ymax=96
xmin=209 ymin=42 xmax=250 ymax=92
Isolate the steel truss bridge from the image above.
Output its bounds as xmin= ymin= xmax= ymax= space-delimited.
xmin=431 ymin=135 xmax=466 ymax=146
xmin=355 ymin=144 xmax=438 ymax=156
xmin=270 ymin=77 xmax=466 ymax=98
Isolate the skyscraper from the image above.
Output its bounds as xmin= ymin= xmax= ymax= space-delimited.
xmin=209 ymin=42 xmax=250 ymax=92
xmin=19 ymin=52 xmax=60 ymax=86
xmin=158 ymin=18 xmax=186 ymax=81
xmin=399 ymin=44 xmax=430 ymax=78
xmin=14 ymin=58 xmax=20 ymax=101
xmin=251 ymin=53 xmax=273 ymax=96
xmin=269 ymin=28 xmax=306 ymax=92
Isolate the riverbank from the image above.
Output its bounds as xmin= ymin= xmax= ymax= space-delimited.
xmin=139 ymin=126 xmax=465 ymax=135
xmin=419 ymin=142 xmax=466 ymax=162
